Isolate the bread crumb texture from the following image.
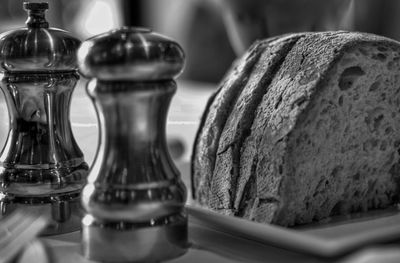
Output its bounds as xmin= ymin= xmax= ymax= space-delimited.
xmin=192 ymin=31 xmax=400 ymax=226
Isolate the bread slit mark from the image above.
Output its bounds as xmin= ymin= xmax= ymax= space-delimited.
xmin=217 ymin=140 xmax=237 ymax=156
xmin=244 ymin=32 xmax=354 ymax=225
xmin=210 ymin=36 xmax=306 ymax=211
xmin=249 ymin=197 xmax=280 ymax=222
xmin=192 ymin=40 xmax=272 ymax=204
xmin=259 ymin=196 xmax=280 ymax=203
xmin=190 ymin=91 xmax=218 ymax=199
xmin=231 ymin=37 xmax=309 ymax=214
xmin=204 ymin=54 xmax=261 ymax=198
xmin=235 ymin=162 xmax=256 ymax=216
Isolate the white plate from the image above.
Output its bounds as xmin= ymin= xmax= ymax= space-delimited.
xmin=187 ymin=205 xmax=400 ymax=258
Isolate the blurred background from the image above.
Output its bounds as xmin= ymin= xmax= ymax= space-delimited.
xmin=2 ymin=0 xmax=400 ymax=83
xmin=0 ymin=0 xmax=236 ymax=83
xmin=1 ymin=0 xmax=400 ymax=166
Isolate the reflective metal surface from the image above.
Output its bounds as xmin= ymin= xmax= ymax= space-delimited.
xmin=0 ymin=2 xmax=88 ymax=235
xmin=82 ymin=214 xmax=187 ymax=262
xmin=0 ymin=2 xmax=81 ymax=73
xmin=78 ymin=27 xmax=185 ymax=81
xmin=79 ymin=27 xmax=188 ymax=262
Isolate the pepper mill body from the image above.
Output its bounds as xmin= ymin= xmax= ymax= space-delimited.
xmin=0 ymin=3 xmax=88 ymax=235
xmin=78 ymin=28 xmax=188 ymax=262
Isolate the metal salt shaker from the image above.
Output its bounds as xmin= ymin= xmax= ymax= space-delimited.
xmin=0 ymin=2 xmax=88 ymax=235
xmin=78 ymin=27 xmax=188 ymax=262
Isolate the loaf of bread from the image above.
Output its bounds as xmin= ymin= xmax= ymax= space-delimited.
xmin=191 ymin=31 xmax=400 ymax=226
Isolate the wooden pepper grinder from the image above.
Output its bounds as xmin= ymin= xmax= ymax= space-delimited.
xmin=78 ymin=27 xmax=188 ymax=262
xmin=0 ymin=2 xmax=88 ymax=235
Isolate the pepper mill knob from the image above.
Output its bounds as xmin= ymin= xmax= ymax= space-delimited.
xmin=23 ymin=2 xmax=49 ymax=28
xmin=78 ymin=27 xmax=187 ymax=262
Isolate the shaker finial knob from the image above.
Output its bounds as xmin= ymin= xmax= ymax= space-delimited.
xmin=23 ymin=2 xmax=49 ymax=10
xmin=78 ymin=26 xmax=185 ymax=81
xmin=79 ymin=27 xmax=187 ymax=262
xmin=23 ymin=2 xmax=49 ymax=28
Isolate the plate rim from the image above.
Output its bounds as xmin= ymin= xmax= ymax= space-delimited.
xmin=187 ymin=204 xmax=400 ymax=258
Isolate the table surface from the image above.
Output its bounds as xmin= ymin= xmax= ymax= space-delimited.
xmin=1 ymin=80 xmax=399 ymax=263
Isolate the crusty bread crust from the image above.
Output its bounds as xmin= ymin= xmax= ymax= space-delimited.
xmin=209 ymin=34 xmax=304 ymax=213
xmin=240 ymin=32 xmax=356 ymax=225
xmin=191 ymin=38 xmax=279 ymax=204
xmin=193 ymin=31 xmax=400 ymax=226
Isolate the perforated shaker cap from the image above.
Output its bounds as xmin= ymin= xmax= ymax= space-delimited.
xmin=77 ymin=27 xmax=185 ymax=81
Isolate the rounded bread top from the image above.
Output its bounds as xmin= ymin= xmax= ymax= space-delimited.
xmin=0 ymin=2 xmax=81 ymax=73
xmin=77 ymin=27 xmax=185 ymax=81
